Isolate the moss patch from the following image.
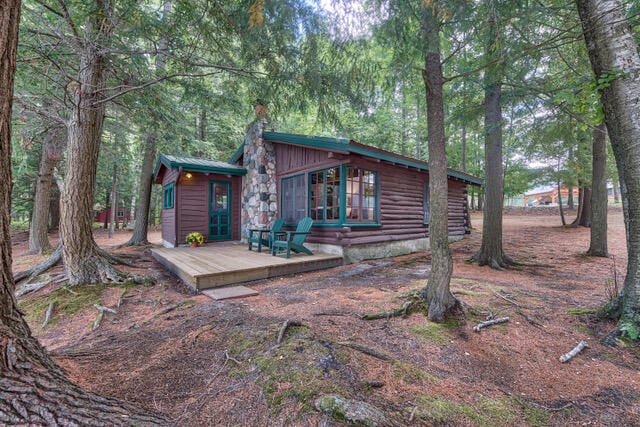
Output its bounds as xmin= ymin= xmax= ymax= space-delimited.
xmin=409 ymin=318 xmax=461 ymax=344
xmin=567 ymin=307 xmax=597 ymax=315
xmin=227 ymin=325 xmax=352 ymax=415
xmin=392 ymin=361 xmax=439 ymax=385
xmin=18 ymin=282 xmax=137 ymax=328
xmin=414 ymin=395 xmax=517 ymax=426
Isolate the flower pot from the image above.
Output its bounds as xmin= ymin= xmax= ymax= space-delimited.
xmin=190 ymin=242 xmax=199 ymax=248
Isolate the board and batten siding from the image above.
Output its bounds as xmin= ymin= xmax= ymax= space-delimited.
xmin=161 ymin=169 xmax=179 ymax=246
xmin=175 ymin=173 xmax=242 ymax=244
xmin=272 ymin=143 xmax=471 ymax=247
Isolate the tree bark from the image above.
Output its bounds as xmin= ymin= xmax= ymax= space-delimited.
xmin=59 ymin=0 xmax=125 ymax=285
xmin=125 ymin=1 xmax=169 ymax=245
xmin=558 ymin=179 xmax=566 ymax=226
xmin=419 ymin=3 xmax=458 ymax=322
xmin=27 ymin=126 xmax=64 ymax=254
xmin=588 ymin=123 xmax=608 ymax=256
xmin=49 ymin=180 xmax=60 ymax=231
xmin=0 ymin=3 xmax=166 ymax=423
xmin=472 ymin=0 xmax=513 ymax=269
xmin=461 ymin=124 xmax=467 ymax=172
xmin=579 ymin=186 xmax=592 ymax=227
xmin=576 ymin=0 xmax=640 ymax=336
xmin=126 ymin=134 xmax=156 ymax=245
xmin=568 ymin=186 xmax=574 ymax=209
xmin=109 ymin=162 xmax=118 ymax=238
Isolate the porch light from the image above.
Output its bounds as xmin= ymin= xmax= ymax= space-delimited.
xmin=185 ymin=172 xmax=193 ymax=179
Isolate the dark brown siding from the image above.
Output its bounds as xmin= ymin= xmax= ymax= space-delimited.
xmin=161 ymin=169 xmax=179 ymax=246
xmin=272 ymin=144 xmax=471 ymax=247
xmin=275 ymin=143 xmax=331 ymax=176
xmin=175 ymin=173 xmax=241 ymax=244
xmin=176 ymin=173 xmax=208 ymax=245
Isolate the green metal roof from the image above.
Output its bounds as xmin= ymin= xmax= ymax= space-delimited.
xmin=229 ymin=131 xmax=482 ymax=186
xmin=154 ymin=154 xmax=247 ymax=178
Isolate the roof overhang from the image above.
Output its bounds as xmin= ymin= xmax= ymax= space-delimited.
xmin=230 ymin=132 xmax=482 ymax=186
xmin=154 ymin=154 xmax=247 ymax=181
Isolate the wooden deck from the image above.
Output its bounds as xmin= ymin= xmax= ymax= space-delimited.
xmin=151 ymin=242 xmax=344 ymax=290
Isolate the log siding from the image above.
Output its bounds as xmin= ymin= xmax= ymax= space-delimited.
xmin=274 ymin=146 xmax=472 ymax=247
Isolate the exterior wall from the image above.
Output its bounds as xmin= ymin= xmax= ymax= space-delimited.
xmin=159 ymin=169 xmax=241 ymax=247
xmin=175 ymin=172 xmax=241 ymax=245
xmin=241 ymin=119 xmax=278 ymax=238
xmin=273 ymin=146 xmax=472 ymax=248
xmin=161 ymin=169 xmax=179 ymax=247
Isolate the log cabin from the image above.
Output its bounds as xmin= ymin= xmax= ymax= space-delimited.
xmin=154 ymin=119 xmax=482 ymax=263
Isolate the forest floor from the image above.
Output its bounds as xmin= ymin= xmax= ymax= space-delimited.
xmin=10 ymin=208 xmax=640 ymax=426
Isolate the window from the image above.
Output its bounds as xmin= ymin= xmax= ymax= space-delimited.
xmin=346 ymin=167 xmax=377 ymax=223
xmin=281 ymin=174 xmax=306 ymax=224
xmin=424 ymin=181 xmax=430 ymax=225
xmin=310 ymin=167 xmax=340 ymax=222
xmin=163 ymin=182 xmax=175 ymax=209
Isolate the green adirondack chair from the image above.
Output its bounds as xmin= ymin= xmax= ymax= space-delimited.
xmin=248 ymin=218 xmax=284 ymax=252
xmin=271 ymin=217 xmax=313 ymax=258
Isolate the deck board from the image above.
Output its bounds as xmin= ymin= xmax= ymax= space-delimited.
xmin=151 ymin=242 xmax=343 ymax=290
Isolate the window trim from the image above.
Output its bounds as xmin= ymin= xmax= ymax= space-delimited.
xmin=343 ymin=165 xmax=378 ymax=226
xmin=304 ymin=164 xmax=380 ymax=227
xmin=163 ymin=181 xmax=175 ymax=209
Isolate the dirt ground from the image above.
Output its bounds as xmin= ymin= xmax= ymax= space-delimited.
xmin=10 ymin=209 xmax=640 ymax=426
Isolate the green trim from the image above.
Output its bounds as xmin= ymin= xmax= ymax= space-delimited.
xmin=154 ymin=153 xmax=247 ymax=179
xmin=208 ymin=180 xmax=232 ymax=240
xmin=163 ymin=182 xmax=175 ymax=209
xmin=260 ymin=131 xmax=482 ymax=186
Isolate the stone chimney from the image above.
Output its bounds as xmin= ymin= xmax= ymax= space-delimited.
xmin=241 ymin=109 xmax=278 ymax=240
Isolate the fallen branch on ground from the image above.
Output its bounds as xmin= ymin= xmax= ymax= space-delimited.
xmin=494 ymin=291 xmax=544 ymax=327
xmin=473 ymin=317 xmax=509 ymax=332
xmin=92 ymin=304 xmax=118 ymax=330
xmin=13 ymin=245 xmax=62 ymax=283
xmin=156 ymin=300 xmax=194 ymax=317
xmin=362 ymin=301 xmax=415 ymax=320
xmin=225 ymin=350 xmax=242 ymax=365
xmin=336 ymin=341 xmax=394 ymax=362
xmin=277 ymin=319 xmax=302 ymax=345
xmin=313 ymin=311 xmax=353 ymax=317
xmin=516 ymin=308 xmax=544 ymax=327
xmin=116 ymin=289 xmax=127 ymax=308
xmin=42 ymin=302 xmax=55 ymax=328
xmin=15 ymin=280 xmax=50 ymax=298
xmin=559 ymin=340 xmax=588 ymax=363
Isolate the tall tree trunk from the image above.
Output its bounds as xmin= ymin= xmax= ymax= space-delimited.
xmin=461 ymin=124 xmax=467 ymax=172
xmin=27 ymin=127 xmax=63 ymax=254
xmin=473 ymin=0 xmax=514 ymax=269
xmin=109 ymin=162 xmax=118 ymax=238
xmin=477 ymin=191 xmax=484 ymax=211
xmin=580 ymin=186 xmax=592 ymax=226
xmin=568 ymin=186 xmax=574 ymax=209
xmin=49 ymin=180 xmax=60 ymax=231
xmin=59 ymin=0 xmax=124 ymax=285
xmin=572 ymin=184 xmax=584 ymax=226
xmin=129 ymin=172 xmax=138 ymax=225
xmin=0 ymin=3 xmax=166 ymax=422
xmin=588 ymin=122 xmax=608 ymax=256
xmin=127 ymin=134 xmax=156 ymax=245
xmin=558 ymin=179 xmax=566 ymax=226
xmin=419 ymin=3 xmax=458 ymax=322
xmin=613 ymin=176 xmax=619 ymax=203
xmin=576 ymin=0 xmax=640 ymax=338
xmin=125 ymin=1 xmax=169 ymax=245
xmin=103 ymin=189 xmax=110 ymax=229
